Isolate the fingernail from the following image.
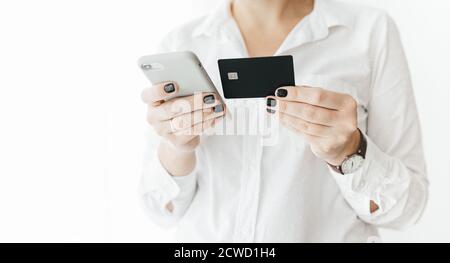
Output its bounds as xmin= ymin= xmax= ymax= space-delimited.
xmin=267 ymin=98 xmax=277 ymax=107
xmin=164 ymin=83 xmax=175 ymax=93
xmin=276 ymin=88 xmax=288 ymax=97
xmin=213 ymin=104 xmax=224 ymax=113
xmin=267 ymin=108 xmax=276 ymax=114
xmin=203 ymin=94 xmax=215 ymax=104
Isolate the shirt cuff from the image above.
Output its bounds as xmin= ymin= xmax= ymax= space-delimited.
xmin=140 ymin=151 xmax=197 ymax=216
xmin=329 ymin=133 xmax=392 ymax=218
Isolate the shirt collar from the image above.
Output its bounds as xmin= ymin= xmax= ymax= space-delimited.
xmin=192 ymin=0 xmax=354 ymax=39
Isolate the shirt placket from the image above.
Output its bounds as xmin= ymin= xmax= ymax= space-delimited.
xmin=232 ymin=110 xmax=263 ymax=242
xmin=220 ymin=18 xmax=265 ymax=243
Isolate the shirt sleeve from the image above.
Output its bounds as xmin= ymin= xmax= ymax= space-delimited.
xmin=139 ymin=130 xmax=199 ymax=228
xmin=330 ymin=14 xmax=429 ymax=229
xmin=138 ymin=34 xmax=198 ymax=228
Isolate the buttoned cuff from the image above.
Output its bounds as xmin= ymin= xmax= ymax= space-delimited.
xmin=140 ymin=151 xmax=197 ymax=218
xmin=329 ymin=133 xmax=393 ymax=218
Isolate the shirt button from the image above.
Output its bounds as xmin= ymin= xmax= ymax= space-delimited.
xmin=360 ymin=179 xmax=366 ymax=187
xmin=357 ymin=180 xmax=367 ymax=191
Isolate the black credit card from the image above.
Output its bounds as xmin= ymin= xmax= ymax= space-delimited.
xmin=218 ymin=55 xmax=295 ymax=98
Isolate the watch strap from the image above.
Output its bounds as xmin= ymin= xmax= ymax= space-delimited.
xmin=329 ymin=129 xmax=367 ymax=174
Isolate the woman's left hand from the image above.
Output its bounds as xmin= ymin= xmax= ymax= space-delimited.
xmin=266 ymin=86 xmax=361 ymax=166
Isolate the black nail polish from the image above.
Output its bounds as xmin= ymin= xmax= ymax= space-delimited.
xmin=267 ymin=98 xmax=277 ymax=107
xmin=276 ymin=88 xmax=288 ymax=97
xmin=203 ymin=94 xmax=215 ymax=104
xmin=267 ymin=108 xmax=276 ymax=114
xmin=213 ymin=104 xmax=224 ymax=113
xmin=164 ymin=83 xmax=175 ymax=93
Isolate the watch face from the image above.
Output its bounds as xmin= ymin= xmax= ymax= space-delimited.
xmin=341 ymin=154 xmax=364 ymax=174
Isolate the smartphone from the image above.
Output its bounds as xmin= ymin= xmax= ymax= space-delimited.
xmin=138 ymin=51 xmax=219 ymax=101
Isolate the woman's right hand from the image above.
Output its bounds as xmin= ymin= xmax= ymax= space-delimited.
xmin=141 ymin=81 xmax=225 ymax=154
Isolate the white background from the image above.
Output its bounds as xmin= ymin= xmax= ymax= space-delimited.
xmin=0 ymin=0 xmax=449 ymax=242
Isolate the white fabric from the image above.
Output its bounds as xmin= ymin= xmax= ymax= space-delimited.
xmin=140 ymin=0 xmax=428 ymax=242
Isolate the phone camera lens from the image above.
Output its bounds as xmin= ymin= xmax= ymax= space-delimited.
xmin=141 ymin=64 xmax=152 ymax=70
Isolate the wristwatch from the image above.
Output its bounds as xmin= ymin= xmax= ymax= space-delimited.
xmin=330 ymin=129 xmax=367 ymax=175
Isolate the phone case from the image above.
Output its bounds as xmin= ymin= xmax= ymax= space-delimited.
xmin=138 ymin=51 xmax=218 ymax=100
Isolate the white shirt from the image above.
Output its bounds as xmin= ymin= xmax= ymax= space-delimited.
xmin=140 ymin=0 xmax=428 ymax=242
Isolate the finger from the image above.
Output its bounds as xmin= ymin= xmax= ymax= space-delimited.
xmin=281 ymin=119 xmax=321 ymax=144
xmin=278 ymin=113 xmax=332 ymax=137
xmin=268 ymin=99 xmax=337 ymax=126
xmin=141 ymin=82 xmax=178 ymax=105
xmin=174 ymin=116 xmax=223 ymax=137
xmin=165 ymin=104 xmax=226 ymax=133
xmin=151 ymin=93 xmax=222 ymax=121
xmin=275 ymin=86 xmax=350 ymax=110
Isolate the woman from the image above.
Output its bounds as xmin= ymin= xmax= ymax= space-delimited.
xmin=140 ymin=0 xmax=428 ymax=242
